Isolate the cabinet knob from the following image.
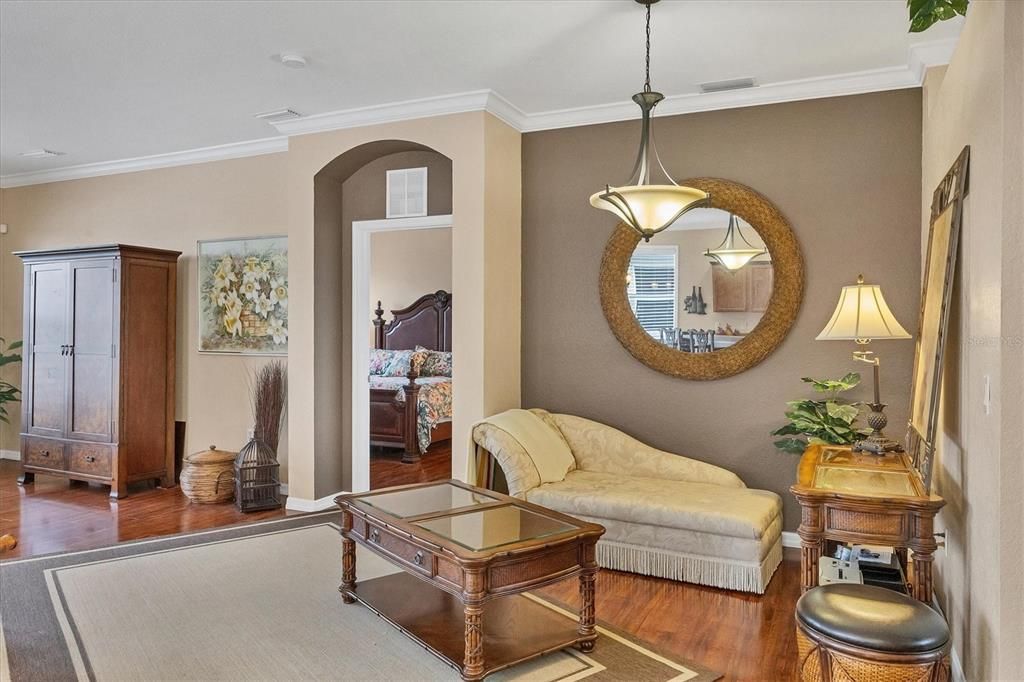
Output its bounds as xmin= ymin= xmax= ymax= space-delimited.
xmin=42 ymin=450 xmax=49 ymax=457
xmin=85 ymin=455 xmax=96 ymax=463
xmin=369 ymin=529 xmax=381 ymax=543
xmin=413 ymin=551 xmax=425 ymax=566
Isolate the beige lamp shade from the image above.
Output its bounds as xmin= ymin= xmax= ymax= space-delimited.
xmin=590 ymin=185 xmax=709 ymax=240
xmin=816 ymin=275 xmax=911 ymax=341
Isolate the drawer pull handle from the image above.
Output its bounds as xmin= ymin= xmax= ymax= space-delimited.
xmin=413 ymin=551 xmax=425 ymax=566
xmin=369 ymin=529 xmax=380 ymax=543
xmin=42 ymin=450 xmax=49 ymax=457
xmin=85 ymin=455 xmax=96 ymax=463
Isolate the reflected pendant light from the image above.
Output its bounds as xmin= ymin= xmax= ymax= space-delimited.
xmin=589 ymin=0 xmax=710 ymax=242
xmin=704 ymin=213 xmax=766 ymax=270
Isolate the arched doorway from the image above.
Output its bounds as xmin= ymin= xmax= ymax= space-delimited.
xmin=312 ymin=140 xmax=452 ymax=496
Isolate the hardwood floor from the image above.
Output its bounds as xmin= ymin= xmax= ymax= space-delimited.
xmin=370 ymin=439 xmax=452 ymax=489
xmin=0 ymin=457 xmax=800 ymax=680
xmin=0 ymin=460 xmax=287 ymax=560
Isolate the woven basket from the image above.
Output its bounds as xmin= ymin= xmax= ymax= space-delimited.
xmin=180 ymin=445 xmax=237 ymax=504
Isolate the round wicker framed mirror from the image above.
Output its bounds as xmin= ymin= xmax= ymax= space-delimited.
xmin=599 ymin=177 xmax=804 ymax=380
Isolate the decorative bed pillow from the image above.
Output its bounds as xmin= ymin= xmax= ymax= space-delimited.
xmin=369 ymin=349 xmax=416 ymax=377
xmin=414 ymin=346 xmax=453 ymax=377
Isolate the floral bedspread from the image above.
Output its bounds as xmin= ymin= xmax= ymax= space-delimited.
xmin=369 ymin=376 xmax=453 ymax=453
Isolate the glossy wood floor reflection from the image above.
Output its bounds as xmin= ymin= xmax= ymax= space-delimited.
xmin=369 ymin=439 xmax=452 ymax=489
xmin=536 ymin=551 xmax=802 ymax=681
xmin=1 ymin=456 xmax=800 ymax=680
xmin=0 ymin=460 xmax=287 ymax=560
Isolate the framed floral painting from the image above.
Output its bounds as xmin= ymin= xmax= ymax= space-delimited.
xmin=198 ymin=236 xmax=288 ymax=354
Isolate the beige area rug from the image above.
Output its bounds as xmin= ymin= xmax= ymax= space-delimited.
xmin=0 ymin=512 xmax=720 ymax=681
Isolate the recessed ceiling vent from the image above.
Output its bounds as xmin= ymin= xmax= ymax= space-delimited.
xmin=699 ymin=78 xmax=758 ymax=94
xmin=253 ymin=109 xmax=302 ymax=124
xmin=19 ymin=149 xmax=65 ymax=158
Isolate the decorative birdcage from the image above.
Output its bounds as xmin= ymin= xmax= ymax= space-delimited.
xmin=234 ymin=437 xmax=281 ymax=512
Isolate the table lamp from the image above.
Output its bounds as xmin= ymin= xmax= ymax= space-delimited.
xmin=816 ymin=275 xmax=911 ymax=454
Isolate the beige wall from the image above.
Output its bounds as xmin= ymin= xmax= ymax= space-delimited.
xmin=287 ymin=111 xmax=521 ymax=500
xmin=921 ymin=1 xmax=1024 ymax=678
xmin=522 ymin=90 xmax=923 ymax=533
xmin=0 ymin=111 xmax=522 ymax=503
xmin=370 ymin=228 xmax=452 ymax=343
xmin=0 ymin=154 xmax=291 ymax=473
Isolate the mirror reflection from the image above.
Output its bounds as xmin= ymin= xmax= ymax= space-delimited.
xmin=626 ymin=208 xmax=774 ymax=352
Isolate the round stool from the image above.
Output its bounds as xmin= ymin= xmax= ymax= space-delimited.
xmin=795 ymin=584 xmax=951 ymax=682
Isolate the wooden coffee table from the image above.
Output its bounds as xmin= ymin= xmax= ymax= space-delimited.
xmin=335 ymin=480 xmax=605 ymax=681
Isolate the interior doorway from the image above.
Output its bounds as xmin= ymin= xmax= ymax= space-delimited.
xmin=354 ymin=217 xmax=454 ymax=490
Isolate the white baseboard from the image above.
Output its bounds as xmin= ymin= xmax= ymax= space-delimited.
xmin=781 ymin=531 xmax=800 ymax=548
xmin=285 ymin=490 xmax=346 ymax=513
xmin=0 ymin=449 xmax=20 ymax=461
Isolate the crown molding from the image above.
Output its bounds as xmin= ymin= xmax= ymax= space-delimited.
xmin=1 ymin=37 xmax=957 ymax=189
xmin=0 ymin=136 xmax=288 ymax=188
xmin=270 ymin=89 xmax=527 ymax=136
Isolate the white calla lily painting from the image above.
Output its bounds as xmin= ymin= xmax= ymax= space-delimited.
xmin=198 ymin=236 xmax=288 ymax=354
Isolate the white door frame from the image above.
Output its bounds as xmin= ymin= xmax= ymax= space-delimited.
xmin=351 ymin=214 xmax=453 ymax=492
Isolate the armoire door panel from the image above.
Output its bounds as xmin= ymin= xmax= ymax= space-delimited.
xmin=29 ymin=351 xmax=67 ymax=435
xmin=26 ymin=264 xmax=69 ymax=438
xmin=68 ymin=260 xmax=117 ymax=442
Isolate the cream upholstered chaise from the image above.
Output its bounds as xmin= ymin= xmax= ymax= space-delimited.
xmin=472 ymin=409 xmax=783 ymax=594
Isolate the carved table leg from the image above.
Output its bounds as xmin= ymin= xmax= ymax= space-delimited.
xmin=462 ymin=568 xmax=485 ymax=680
xmin=339 ymin=510 xmax=357 ymax=604
xmin=911 ymin=549 xmax=935 ymax=603
xmin=910 ymin=513 xmax=938 ymax=603
xmin=577 ymin=567 xmax=597 ymax=653
xmin=797 ymin=501 xmax=824 ymax=592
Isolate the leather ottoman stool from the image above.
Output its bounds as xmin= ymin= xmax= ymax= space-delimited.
xmin=795 ymin=584 xmax=951 ymax=682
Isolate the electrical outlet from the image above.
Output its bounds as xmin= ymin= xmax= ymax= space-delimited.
xmin=983 ymin=375 xmax=991 ymax=415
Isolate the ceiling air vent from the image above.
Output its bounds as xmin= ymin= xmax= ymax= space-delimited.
xmin=19 ymin=149 xmax=65 ymax=158
xmin=699 ymin=78 xmax=758 ymax=94
xmin=253 ymin=109 xmax=302 ymax=124
xmin=386 ymin=167 xmax=428 ymax=219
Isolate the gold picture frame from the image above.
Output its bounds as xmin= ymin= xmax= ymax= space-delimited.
xmin=599 ymin=177 xmax=804 ymax=380
xmin=907 ymin=146 xmax=970 ymax=487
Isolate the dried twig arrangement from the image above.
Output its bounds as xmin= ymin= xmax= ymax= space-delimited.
xmin=250 ymin=360 xmax=287 ymax=455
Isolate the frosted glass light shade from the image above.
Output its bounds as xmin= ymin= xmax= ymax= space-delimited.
xmin=707 ymin=249 xmax=765 ymax=271
xmin=817 ymin=278 xmax=911 ymax=341
xmin=590 ymin=185 xmax=709 ymax=240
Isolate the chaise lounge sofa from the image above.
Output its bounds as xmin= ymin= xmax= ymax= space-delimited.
xmin=472 ymin=409 xmax=783 ymax=593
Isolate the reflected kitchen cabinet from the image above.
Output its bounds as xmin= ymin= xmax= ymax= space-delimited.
xmin=712 ymin=262 xmax=773 ymax=313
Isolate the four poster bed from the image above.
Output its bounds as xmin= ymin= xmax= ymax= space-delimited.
xmin=370 ymin=290 xmax=453 ymax=463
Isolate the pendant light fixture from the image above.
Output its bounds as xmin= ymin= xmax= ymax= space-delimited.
xmin=590 ymin=0 xmax=709 ymax=242
xmin=704 ymin=213 xmax=766 ymax=270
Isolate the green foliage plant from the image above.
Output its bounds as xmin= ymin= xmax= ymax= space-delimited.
xmin=908 ymin=0 xmax=968 ymax=33
xmin=0 ymin=338 xmax=23 ymax=424
xmin=771 ymin=373 xmax=872 ymax=455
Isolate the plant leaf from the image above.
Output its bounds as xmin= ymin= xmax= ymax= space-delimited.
xmin=774 ymin=438 xmax=807 ymax=455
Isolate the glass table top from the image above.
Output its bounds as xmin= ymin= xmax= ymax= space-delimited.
xmin=358 ymin=482 xmax=501 ymax=519
xmin=413 ymin=505 xmax=578 ymax=551
xmin=813 ymin=466 xmax=917 ymax=497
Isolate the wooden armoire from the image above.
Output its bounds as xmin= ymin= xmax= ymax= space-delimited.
xmin=16 ymin=244 xmax=181 ymax=498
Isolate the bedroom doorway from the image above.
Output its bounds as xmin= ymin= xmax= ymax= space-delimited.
xmin=352 ymin=215 xmax=453 ymax=491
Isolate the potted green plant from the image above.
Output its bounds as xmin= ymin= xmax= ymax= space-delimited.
xmin=0 ymin=338 xmax=23 ymax=424
xmin=771 ymin=373 xmax=872 ymax=455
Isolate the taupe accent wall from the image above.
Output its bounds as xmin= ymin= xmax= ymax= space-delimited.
xmin=522 ymin=90 xmax=923 ymax=531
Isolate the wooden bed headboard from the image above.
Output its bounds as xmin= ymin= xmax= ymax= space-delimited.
xmin=373 ymin=290 xmax=452 ymax=352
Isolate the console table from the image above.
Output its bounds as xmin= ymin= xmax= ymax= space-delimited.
xmin=790 ymin=444 xmax=945 ymax=602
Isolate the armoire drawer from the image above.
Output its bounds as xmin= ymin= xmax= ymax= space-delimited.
xmin=67 ymin=442 xmax=113 ymax=479
xmin=22 ymin=437 xmax=66 ymax=470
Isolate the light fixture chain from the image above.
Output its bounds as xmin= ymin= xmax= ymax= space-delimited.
xmin=644 ymin=2 xmax=652 ymax=92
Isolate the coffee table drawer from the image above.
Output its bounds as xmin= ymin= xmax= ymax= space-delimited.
xmin=363 ymin=520 xmax=434 ymax=576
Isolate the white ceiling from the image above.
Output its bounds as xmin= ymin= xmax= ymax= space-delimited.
xmin=0 ymin=0 xmax=961 ymax=181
